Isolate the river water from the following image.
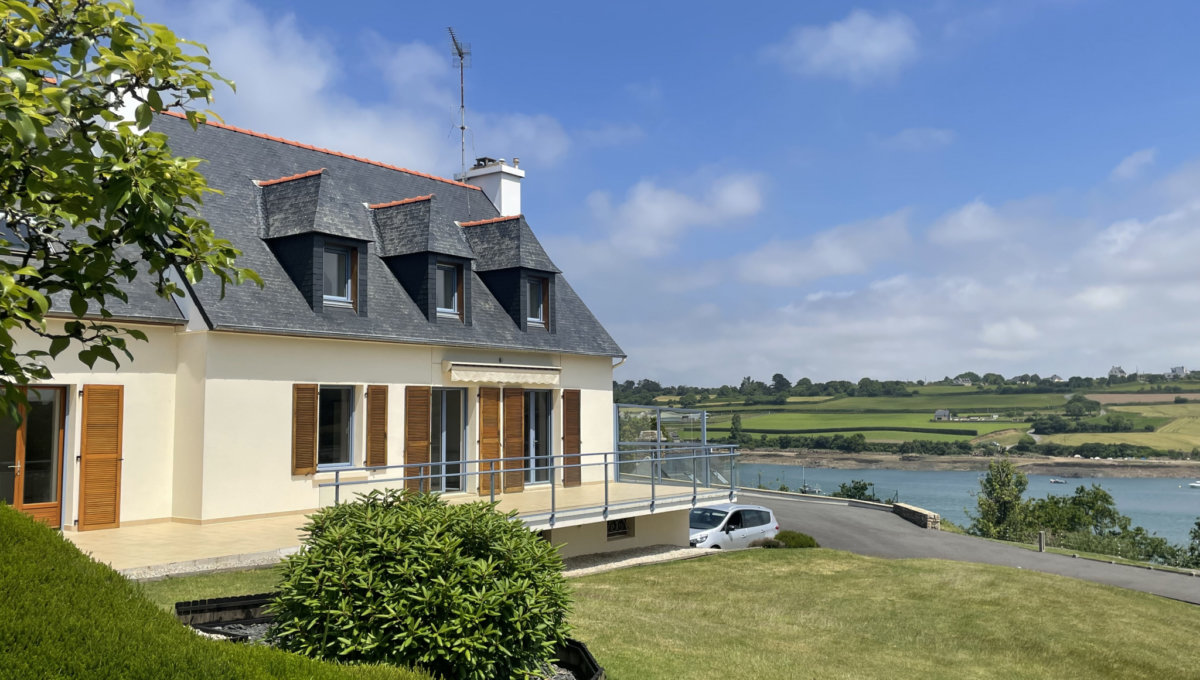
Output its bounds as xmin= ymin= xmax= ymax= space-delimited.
xmin=737 ymin=462 xmax=1200 ymax=546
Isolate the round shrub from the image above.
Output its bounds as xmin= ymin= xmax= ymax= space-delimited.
xmin=775 ymin=530 xmax=819 ymax=549
xmin=268 ymin=489 xmax=571 ymax=680
xmin=749 ymin=537 xmax=784 ymax=549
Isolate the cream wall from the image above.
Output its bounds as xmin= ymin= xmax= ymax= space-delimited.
xmin=547 ymin=509 xmax=689 ymax=558
xmin=17 ymin=321 xmax=181 ymax=526
xmin=194 ymin=332 xmax=616 ymax=520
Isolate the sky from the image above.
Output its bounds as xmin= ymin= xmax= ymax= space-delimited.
xmin=139 ymin=0 xmax=1200 ymax=386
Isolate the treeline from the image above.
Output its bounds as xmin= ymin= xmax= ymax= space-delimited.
xmin=615 ymin=369 xmax=1198 ymax=407
xmin=1031 ymin=414 xmax=1151 ymax=435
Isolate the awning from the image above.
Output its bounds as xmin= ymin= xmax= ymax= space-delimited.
xmin=442 ymin=361 xmax=561 ymax=386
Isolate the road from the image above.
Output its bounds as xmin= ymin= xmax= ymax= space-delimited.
xmin=739 ymin=490 xmax=1200 ymax=605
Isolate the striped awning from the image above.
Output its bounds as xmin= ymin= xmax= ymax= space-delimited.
xmin=442 ymin=361 xmax=561 ymax=386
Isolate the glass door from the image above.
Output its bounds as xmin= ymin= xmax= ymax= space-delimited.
xmin=525 ymin=391 xmax=552 ymax=484
xmin=1 ymin=387 xmax=65 ymax=527
xmin=430 ymin=388 xmax=465 ymax=492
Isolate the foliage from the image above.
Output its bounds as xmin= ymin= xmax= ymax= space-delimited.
xmin=748 ymin=537 xmax=783 ymax=548
xmin=269 ymin=490 xmax=571 ymax=680
xmin=0 ymin=503 xmax=426 ymax=679
xmin=0 ymin=0 xmax=259 ymax=416
xmin=773 ymin=530 xmax=819 ymax=548
xmin=969 ymin=459 xmax=1029 ymax=541
xmin=831 ymin=479 xmax=881 ymax=503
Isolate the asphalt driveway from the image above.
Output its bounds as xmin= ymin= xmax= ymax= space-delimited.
xmin=739 ymin=490 xmax=1200 ymax=605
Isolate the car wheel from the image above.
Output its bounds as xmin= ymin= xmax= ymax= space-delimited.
xmin=711 ymin=545 xmax=722 ymax=549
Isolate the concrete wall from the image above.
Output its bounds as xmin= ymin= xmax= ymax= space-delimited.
xmin=548 ymin=509 xmax=689 ymax=558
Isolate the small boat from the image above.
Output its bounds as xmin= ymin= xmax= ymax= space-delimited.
xmin=1049 ymin=478 xmax=1066 ymax=484
xmin=1189 ymin=481 xmax=1200 ymax=489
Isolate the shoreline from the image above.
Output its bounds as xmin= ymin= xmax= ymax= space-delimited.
xmin=739 ymin=449 xmax=1200 ymax=479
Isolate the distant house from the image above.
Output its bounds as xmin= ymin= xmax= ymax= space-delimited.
xmin=1109 ymin=366 xmax=1127 ymax=379
xmin=953 ymin=377 xmax=972 ymax=386
xmin=1048 ymin=374 xmax=1064 ymax=383
xmin=1169 ymin=366 xmax=1187 ymax=380
xmin=934 ymin=409 xmax=951 ymax=421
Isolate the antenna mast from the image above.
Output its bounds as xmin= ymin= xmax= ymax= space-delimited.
xmin=448 ymin=27 xmax=471 ymax=182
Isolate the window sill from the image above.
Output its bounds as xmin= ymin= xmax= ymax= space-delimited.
xmin=437 ymin=310 xmax=462 ymax=320
xmin=323 ymin=299 xmax=355 ymax=309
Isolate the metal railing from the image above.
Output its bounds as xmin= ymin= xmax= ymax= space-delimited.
xmin=318 ymin=444 xmax=739 ymax=528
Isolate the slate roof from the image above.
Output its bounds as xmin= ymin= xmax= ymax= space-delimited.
xmin=371 ymin=195 xmax=474 ymax=259
xmin=135 ymin=113 xmax=623 ymax=358
xmin=461 ymin=216 xmax=561 ymax=273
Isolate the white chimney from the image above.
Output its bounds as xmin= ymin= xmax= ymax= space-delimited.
xmin=462 ymin=156 xmax=525 ymax=216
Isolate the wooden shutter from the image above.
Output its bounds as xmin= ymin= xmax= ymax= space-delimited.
xmin=291 ymin=384 xmax=318 ymax=475
xmin=78 ymin=385 xmax=123 ymax=530
xmin=405 ymin=386 xmax=431 ymax=492
xmin=478 ymin=387 xmax=502 ymax=495
xmin=366 ymin=385 xmax=388 ymax=467
xmin=503 ymin=387 xmax=525 ymax=493
xmin=562 ymin=389 xmax=581 ymax=487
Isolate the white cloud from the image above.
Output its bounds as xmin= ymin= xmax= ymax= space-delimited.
xmin=585 ymin=173 xmax=766 ymax=259
xmin=980 ymin=317 xmax=1040 ymax=346
xmin=1072 ymin=285 xmax=1131 ymax=311
xmin=764 ymin=10 xmax=919 ymax=85
xmin=881 ymin=127 xmax=956 ymax=151
xmin=927 ymin=199 xmax=1017 ymax=244
xmin=735 ymin=211 xmax=910 ymax=286
xmin=1110 ymin=147 xmax=1156 ymax=181
xmin=140 ymin=0 xmax=570 ymax=175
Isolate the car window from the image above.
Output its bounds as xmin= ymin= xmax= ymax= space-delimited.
xmin=726 ymin=510 xmax=743 ymax=530
xmin=753 ymin=510 xmax=772 ymax=527
xmin=689 ymin=508 xmax=727 ymax=530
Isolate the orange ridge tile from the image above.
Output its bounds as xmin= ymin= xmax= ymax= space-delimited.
xmin=255 ymin=168 xmax=324 ymax=187
xmin=368 ymin=194 xmax=434 ymax=209
xmin=159 ymin=110 xmax=482 ymax=191
xmin=459 ymin=215 xmax=522 ymax=227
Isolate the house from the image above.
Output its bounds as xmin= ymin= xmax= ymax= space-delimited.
xmin=1169 ymin=366 xmax=1187 ymax=380
xmin=1048 ymin=374 xmax=1064 ymax=383
xmin=953 ymin=377 xmax=972 ymax=386
xmin=3 ymin=113 xmax=732 ymax=558
xmin=934 ymin=409 xmax=951 ymax=421
xmin=1109 ymin=366 xmax=1127 ymax=379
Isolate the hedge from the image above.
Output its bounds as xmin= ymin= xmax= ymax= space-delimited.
xmin=0 ymin=503 xmax=428 ymax=680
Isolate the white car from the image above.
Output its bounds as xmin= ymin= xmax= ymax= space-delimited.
xmin=689 ymin=503 xmax=780 ymax=549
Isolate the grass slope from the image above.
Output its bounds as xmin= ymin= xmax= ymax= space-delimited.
xmin=0 ymin=505 xmax=428 ymax=680
xmin=570 ymin=549 xmax=1200 ymax=680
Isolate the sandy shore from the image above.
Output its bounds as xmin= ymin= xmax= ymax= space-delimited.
xmin=739 ymin=449 xmax=1200 ymax=479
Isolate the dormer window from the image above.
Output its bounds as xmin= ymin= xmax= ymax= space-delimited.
xmin=527 ymin=277 xmax=546 ymax=326
xmin=436 ymin=262 xmax=462 ymax=319
xmin=322 ymin=246 xmax=355 ymax=307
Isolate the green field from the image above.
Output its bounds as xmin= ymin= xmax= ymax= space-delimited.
xmin=1043 ymin=403 xmax=1200 ymax=451
xmin=1092 ymin=380 xmax=1200 ymax=393
xmin=706 ymin=411 xmax=1020 ymax=437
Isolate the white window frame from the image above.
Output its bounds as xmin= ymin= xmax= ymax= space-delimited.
xmin=527 ymin=277 xmax=545 ymax=325
xmin=322 ymin=246 xmax=354 ymax=307
xmin=316 ymin=385 xmax=355 ymax=469
xmin=436 ymin=263 xmax=459 ymax=317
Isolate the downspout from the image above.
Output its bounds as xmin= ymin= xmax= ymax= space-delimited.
xmin=612 ymin=357 xmax=627 ymax=370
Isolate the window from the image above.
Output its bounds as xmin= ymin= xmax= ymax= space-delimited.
xmin=323 ymin=247 xmax=354 ymax=306
xmin=436 ymin=263 xmax=460 ymax=317
xmin=607 ymin=518 xmax=633 ymax=540
xmin=429 ymin=388 xmax=465 ymax=492
xmin=526 ymin=277 xmax=546 ymax=325
xmin=318 ymin=386 xmax=354 ymax=466
xmin=525 ymin=390 xmax=552 ymax=484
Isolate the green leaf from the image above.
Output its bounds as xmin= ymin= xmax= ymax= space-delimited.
xmin=48 ymin=337 xmax=70 ymax=357
xmin=69 ymin=293 xmax=88 ymax=318
xmin=135 ymin=102 xmax=152 ymax=129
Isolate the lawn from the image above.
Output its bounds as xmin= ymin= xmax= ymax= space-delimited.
xmin=570 ymin=549 xmax=1200 ymax=680
xmin=1041 ymin=403 xmax=1200 ymax=450
xmin=811 ymin=393 xmax=1069 ymax=412
xmin=971 ymin=428 xmax=1028 ymax=448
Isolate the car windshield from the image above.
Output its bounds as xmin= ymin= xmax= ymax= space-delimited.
xmin=689 ymin=508 xmax=728 ymax=530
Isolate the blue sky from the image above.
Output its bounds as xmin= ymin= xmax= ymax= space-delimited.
xmin=142 ymin=0 xmax=1200 ymax=385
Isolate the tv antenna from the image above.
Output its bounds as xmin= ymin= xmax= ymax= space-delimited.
xmin=448 ymin=27 xmax=471 ymax=183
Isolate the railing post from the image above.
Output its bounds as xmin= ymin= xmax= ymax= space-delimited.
xmin=550 ymin=453 xmax=557 ymax=527
xmin=603 ymin=452 xmax=609 ymax=519
xmin=692 ymin=449 xmax=697 ymax=506
xmin=334 ymin=469 xmax=340 ymax=505
xmin=728 ymin=449 xmax=736 ymax=501
xmin=650 ymin=447 xmax=657 ymax=512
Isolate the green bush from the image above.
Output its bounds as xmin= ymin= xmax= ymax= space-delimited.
xmin=774 ymin=530 xmax=819 ymax=548
xmin=0 ymin=503 xmax=422 ymax=679
xmin=749 ymin=538 xmax=784 ymax=548
xmin=269 ymin=490 xmax=570 ymax=680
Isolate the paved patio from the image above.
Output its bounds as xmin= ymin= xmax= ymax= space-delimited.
xmin=64 ymin=480 xmax=732 ymax=580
